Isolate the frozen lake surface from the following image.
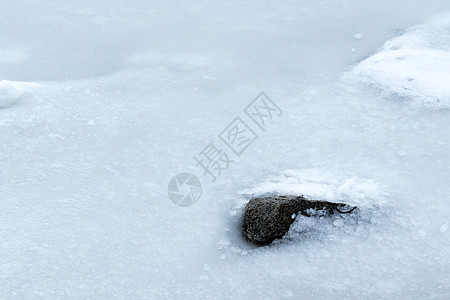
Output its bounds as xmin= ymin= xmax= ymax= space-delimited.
xmin=1 ymin=1 xmax=450 ymax=298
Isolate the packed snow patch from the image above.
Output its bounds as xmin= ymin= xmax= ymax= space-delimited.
xmin=239 ymin=169 xmax=386 ymax=208
xmin=346 ymin=14 xmax=450 ymax=108
xmin=0 ymin=80 xmax=40 ymax=108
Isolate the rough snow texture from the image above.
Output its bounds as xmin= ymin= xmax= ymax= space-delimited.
xmin=240 ymin=169 xmax=386 ymax=208
xmin=347 ymin=14 xmax=450 ymax=108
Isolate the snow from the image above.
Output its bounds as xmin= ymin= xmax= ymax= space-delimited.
xmin=347 ymin=14 xmax=450 ymax=108
xmin=354 ymin=33 xmax=364 ymax=40
xmin=1 ymin=0 xmax=450 ymax=299
xmin=0 ymin=81 xmax=40 ymax=109
xmin=239 ymin=168 xmax=386 ymax=208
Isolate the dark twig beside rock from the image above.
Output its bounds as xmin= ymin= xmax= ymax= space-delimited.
xmin=242 ymin=196 xmax=357 ymax=246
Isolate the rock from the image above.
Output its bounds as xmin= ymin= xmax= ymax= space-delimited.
xmin=242 ymin=196 xmax=357 ymax=246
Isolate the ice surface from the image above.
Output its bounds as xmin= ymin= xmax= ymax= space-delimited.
xmin=1 ymin=0 xmax=450 ymax=299
xmin=0 ymin=48 xmax=28 ymax=64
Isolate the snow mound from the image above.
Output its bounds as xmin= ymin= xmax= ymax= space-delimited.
xmin=0 ymin=80 xmax=40 ymax=108
xmin=346 ymin=14 xmax=450 ymax=108
xmin=239 ymin=169 xmax=386 ymax=208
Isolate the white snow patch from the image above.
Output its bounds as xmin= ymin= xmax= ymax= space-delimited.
xmin=239 ymin=168 xmax=386 ymax=208
xmin=353 ymin=33 xmax=364 ymax=40
xmin=0 ymin=80 xmax=40 ymax=108
xmin=346 ymin=14 xmax=450 ymax=108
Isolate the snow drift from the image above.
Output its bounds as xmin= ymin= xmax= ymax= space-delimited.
xmin=347 ymin=14 xmax=450 ymax=109
xmin=239 ymin=168 xmax=386 ymax=209
xmin=0 ymin=80 xmax=40 ymax=108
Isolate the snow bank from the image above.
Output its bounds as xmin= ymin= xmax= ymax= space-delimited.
xmin=346 ymin=14 xmax=450 ymax=109
xmin=239 ymin=168 xmax=386 ymax=208
xmin=0 ymin=80 xmax=40 ymax=108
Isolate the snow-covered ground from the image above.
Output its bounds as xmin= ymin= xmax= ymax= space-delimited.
xmin=1 ymin=1 xmax=450 ymax=299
